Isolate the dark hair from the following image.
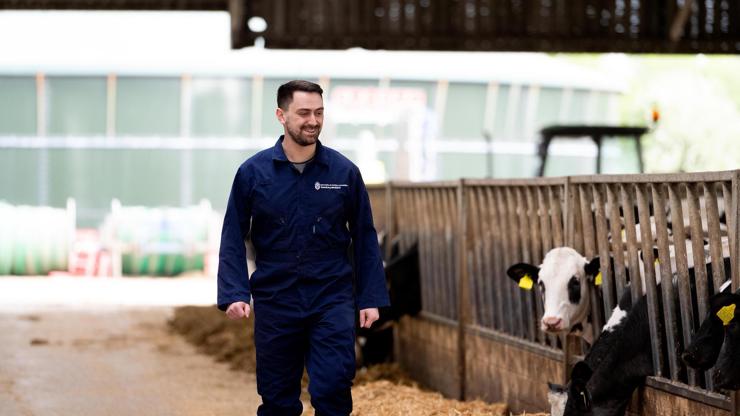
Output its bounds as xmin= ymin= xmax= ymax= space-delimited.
xmin=277 ymin=80 xmax=323 ymax=110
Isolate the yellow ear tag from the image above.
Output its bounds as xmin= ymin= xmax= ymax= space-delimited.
xmin=594 ymin=272 xmax=603 ymax=286
xmin=519 ymin=274 xmax=534 ymax=290
xmin=717 ymin=304 xmax=736 ymax=326
xmin=654 ymin=259 xmax=660 ymax=266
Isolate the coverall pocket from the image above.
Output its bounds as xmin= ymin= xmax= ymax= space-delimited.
xmin=312 ymin=205 xmax=346 ymax=248
xmin=257 ymin=212 xmax=290 ymax=250
xmin=252 ymin=180 xmax=291 ymax=250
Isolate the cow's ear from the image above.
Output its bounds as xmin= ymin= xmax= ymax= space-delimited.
xmin=584 ymin=257 xmax=601 ymax=285
xmin=507 ymin=263 xmax=539 ymax=291
xmin=711 ymin=293 xmax=740 ymax=327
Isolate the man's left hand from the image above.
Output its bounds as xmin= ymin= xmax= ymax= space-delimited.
xmin=359 ymin=308 xmax=379 ymax=328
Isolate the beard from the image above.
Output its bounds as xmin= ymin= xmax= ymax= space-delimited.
xmin=286 ymin=124 xmax=321 ymax=147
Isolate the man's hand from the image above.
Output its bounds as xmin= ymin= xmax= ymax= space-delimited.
xmin=359 ymin=308 xmax=379 ymax=328
xmin=226 ymin=301 xmax=251 ymax=320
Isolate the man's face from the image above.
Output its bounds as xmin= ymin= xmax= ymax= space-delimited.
xmin=277 ymin=91 xmax=324 ymax=147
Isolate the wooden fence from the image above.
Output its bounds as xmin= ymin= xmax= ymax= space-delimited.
xmin=366 ymin=169 xmax=740 ymax=414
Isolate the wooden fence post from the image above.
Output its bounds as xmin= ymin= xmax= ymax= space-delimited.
xmin=457 ymin=179 xmax=469 ymax=400
xmin=562 ymin=176 xmax=576 ymax=384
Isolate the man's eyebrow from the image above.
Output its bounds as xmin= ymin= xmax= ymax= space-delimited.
xmin=295 ymin=107 xmax=324 ymax=111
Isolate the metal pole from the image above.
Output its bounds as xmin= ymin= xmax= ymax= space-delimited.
xmin=635 ymin=134 xmax=645 ymax=174
xmin=384 ymin=181 xmax=394 ymax=260
xmin=732 ymin=171 xmax=740 ymax=415
xmin=594 ymin=135 xmax=602 ymax=174
xmin=484 ymin=131 xmax=494 ymax=178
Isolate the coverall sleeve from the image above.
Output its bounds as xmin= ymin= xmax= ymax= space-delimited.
xmin=217 ymin=166 xmax=253 ymax=311
xmin=349 ymin=168 xmax=391 ymax=310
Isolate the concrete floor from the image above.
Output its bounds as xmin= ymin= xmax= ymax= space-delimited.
xmin=0 ymin=276 xmax=262 ymax=416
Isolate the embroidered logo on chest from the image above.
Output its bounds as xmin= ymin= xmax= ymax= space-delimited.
xmin=314 ymin=181 xmax=348 ymax=191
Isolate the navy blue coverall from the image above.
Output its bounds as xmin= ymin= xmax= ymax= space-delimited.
xmin=217 ymin=136 xmax=390 ymax=416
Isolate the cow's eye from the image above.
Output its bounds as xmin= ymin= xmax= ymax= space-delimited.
xmin=567 ymin=276 xmax=582 ymax=304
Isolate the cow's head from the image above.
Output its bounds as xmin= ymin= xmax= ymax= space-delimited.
xmin=558 ymin=361 xmax=633 ymax=416
xmin=507 ymin=247 xmax=600 ymax=335
xmin=546 ymin=361 xmax=594 ymax=416
xmin=710 ymin=293 xmax=740 ymax=390
xmin=547 ymin=382 xmax=567 ymax=416
xmin=682 ymin=291 xmax=736 ymax=371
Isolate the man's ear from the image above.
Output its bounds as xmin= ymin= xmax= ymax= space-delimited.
xmin=584 ymin=257 xmax=601 ymax=283
xmin=276 ymin=107 xmax=286 ymax=125
xmin=507 ymin=263 xmax=540 ymax=291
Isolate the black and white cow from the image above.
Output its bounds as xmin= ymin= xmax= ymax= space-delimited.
xmin=712 ymin=291 xmax=740 ymax=390
xmin=508 ymin=236 xmax=724 ymax=345
xmin=681 ymin=280 xmax=739 ymax=389
xmin=546 ymin=285 xmax=641 ymax=416
xmin=507 ymin=247 xmax=604 ymax=344
xmin=356 ymin=242 xmax=421 ymax=366
xmin=548 ymin=266 xmax=732 ymax=416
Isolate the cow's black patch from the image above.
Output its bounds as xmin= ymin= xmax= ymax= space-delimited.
xmin=568 ymin=276 xmax=581 ymax=304
xmin=617 ymin=285 xmax=633 ymax=311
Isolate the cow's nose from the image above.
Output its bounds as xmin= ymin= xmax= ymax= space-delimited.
xmin=542 ymin=317 xmax=562 ymax=330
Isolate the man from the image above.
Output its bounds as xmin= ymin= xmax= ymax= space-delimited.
xmin=217 ymin=80 xmax=390 ymax=416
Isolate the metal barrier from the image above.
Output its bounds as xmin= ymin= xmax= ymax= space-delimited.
xmin=367 ymin=170 xmax=740 ymax=413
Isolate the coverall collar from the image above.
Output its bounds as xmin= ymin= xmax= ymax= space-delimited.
xmin=272 ymin=135 xmax=329 ymax=166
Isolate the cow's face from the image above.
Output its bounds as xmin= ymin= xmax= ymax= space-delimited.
xmin=710 ymin=294 xmax=740 ymax=390
xmin=547 ymin=382 xmax=567 ymax=416
xmin=508 ymin=247 xmax=600 ymax=334
xmin=682 ymin=292 xmax=735 ymax=371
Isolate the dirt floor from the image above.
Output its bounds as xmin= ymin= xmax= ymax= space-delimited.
xmin=0 ymin=277 xmax=548 ymax=416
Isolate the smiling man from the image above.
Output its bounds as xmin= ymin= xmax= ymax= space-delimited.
xmin=217 ymin=80 xmax=390 ymax=416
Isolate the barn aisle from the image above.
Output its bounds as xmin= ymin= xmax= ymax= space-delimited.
xmin=0 ymin=277 xmax=261 ymax=416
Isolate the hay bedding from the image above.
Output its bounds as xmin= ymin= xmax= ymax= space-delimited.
xmin=169 ymin=306 xmax=549 ymax=416
xmin=169 ymin=305 xmax=257 ymax=373
xmin=327 ymin=380 xmax=508 ymax=416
